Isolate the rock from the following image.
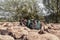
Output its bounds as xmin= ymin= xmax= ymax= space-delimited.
xmin=0 ymin=35 xmax=14 ymax=40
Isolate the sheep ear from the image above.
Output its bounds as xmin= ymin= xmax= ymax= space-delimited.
xmin=38 ymin=30 xmax=45 ymax=34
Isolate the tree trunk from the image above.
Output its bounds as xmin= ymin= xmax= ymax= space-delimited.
xmin=55 ymin=0 xmax=59 ymax=23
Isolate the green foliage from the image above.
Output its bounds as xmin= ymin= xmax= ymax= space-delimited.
xmin=44 ymin=0 xmax=60 ymax=23
xmin=0 ymin=18 xmax=7 ymax=22
xmin=0 ymin=0 xmax=60 ymax=22
xmin=11 ymin=0 xmax=39 ymax=21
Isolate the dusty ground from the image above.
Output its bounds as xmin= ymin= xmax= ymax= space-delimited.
xmin=0 ymin=22 xmax=60 ymax=40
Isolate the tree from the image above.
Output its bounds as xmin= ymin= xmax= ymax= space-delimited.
xmin=0 ymin=0 xmax=39 ymax=21
xmin=44 ymin=0 xmax=60 ymax=23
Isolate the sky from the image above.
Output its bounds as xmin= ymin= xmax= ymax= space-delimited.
xmin=0 ymin=0 xmax=4 ymax=2
xmin=36 ymin=0 xmax=52 ymax=16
